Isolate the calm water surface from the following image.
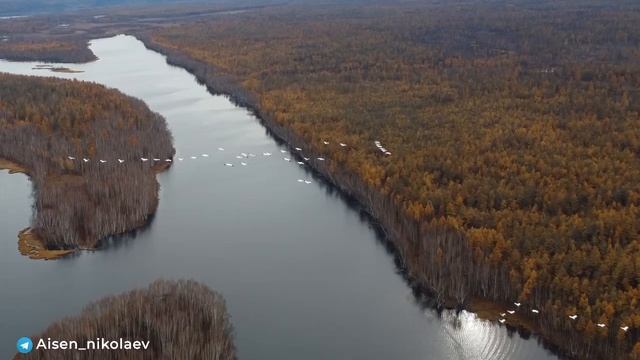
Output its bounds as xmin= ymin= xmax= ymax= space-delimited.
xmin=0 ymin=35 xmax=559 ymax=360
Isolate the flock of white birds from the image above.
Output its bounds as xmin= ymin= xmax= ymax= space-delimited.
xmin=64 ymin=140 xmax=391 ymax=185
xmin=496 ymin=302 xmax=630 ymax=332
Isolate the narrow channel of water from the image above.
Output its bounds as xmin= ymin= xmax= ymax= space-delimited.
xmin=0 ymin=35 xmax=558 ymax=360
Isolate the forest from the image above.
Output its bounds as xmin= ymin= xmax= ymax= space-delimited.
xmin=15 ymin=279 xmax=236 ymax=359
xmin=141 ymin=2 xmax=640 ymax=359
xmin=0 ymin=73 xmax=174 ymax=252
xmin=0 ymin=13 xmax=96 ymax=62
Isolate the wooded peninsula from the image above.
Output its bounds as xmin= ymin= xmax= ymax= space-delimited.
xmin=15 ymin=279 xmax=236 ymax=360
xmin=140 ymin=2 xmax=640 ymax=359
xmin=0 ymin=73 xmax=174 ymax=257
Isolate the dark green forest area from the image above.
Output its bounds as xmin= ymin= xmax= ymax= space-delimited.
xmin=145 ymin=2 xmax=640 ymax=358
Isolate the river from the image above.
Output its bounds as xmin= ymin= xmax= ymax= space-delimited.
xmin=0 ymin=35 xmax=559 ymax=360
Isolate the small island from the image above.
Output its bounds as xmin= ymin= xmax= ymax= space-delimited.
xmin=31 ymin=65 xmax=84 ymax=73
xmin=15 ymin=279 xmax=236 ymax=360
xmin=0 ymin=73 xmax=175 ymax=259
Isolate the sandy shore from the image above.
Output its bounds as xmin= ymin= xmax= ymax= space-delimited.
xmin=18 ymin=228 xmax=75 ymax=260
xmin=0 ymin=158 xmax=28 ymax=174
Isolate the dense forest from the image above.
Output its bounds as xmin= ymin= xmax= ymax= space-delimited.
xmin=0 ymin=37 xmax=94 ymax=63
xmin=16 ymin=279 xmax=236 ymax=359
xmin=143 ymin=2 xmax=640 ymax=359
xmin=0 ymin=73 xmax=174 ymax=252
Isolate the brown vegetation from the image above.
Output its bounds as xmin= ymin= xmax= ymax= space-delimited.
xmin=0 ymin=73 xmax=174 ymax=252
xmin=142 ymin=2 xmax=640 ymax=359
xmin=16 ymin=279 xmax=236 ymax=360
xmin=17 ymin=228 xmax=74 ymax=260
xmin=0 ymin=157 xmax=27 ymax=174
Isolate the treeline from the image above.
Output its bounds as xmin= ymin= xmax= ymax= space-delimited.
xmin=0 ymin=73 xmax=174 ymax=250
xmin=144 ymin=2 xmax=640 ymax=359
xmin=16 ymin=279 xmax=236 ymax=360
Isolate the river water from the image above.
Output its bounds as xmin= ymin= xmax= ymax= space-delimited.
xmin=0 ymin=35 xmax=558 ymax=360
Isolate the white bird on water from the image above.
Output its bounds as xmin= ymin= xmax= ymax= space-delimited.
xmin=202 ymin=154 xmax=209 ymax=157
xmin=165 ymin=159 xmax=172 ymax=162
xmin=340 ymin=143 xmax=347 ymax=147
xmin=621 ymin=326 xmax=629 ymax=332
xmin=178 ymin=158 xmax=184 ymax=161
xmin=67 ymin=156 xmax=75 ymax=160
xmin=304 ymin=180 xmax=312 ymax=184
xmin=236 ymin=155 xmax=243 ymax=159
xmin=224 ymin=163 xmax=233 ymax=167
xmin=153 ymin=158 xmax=160 ymax=162
xmin=83 ymin=158 xmax=90 ymax=162
xmin=507 ymin=310 xmax=515 ymax=315
xmin=514 ymin=302 xmax=521 ymax=307
xmin=141 ymin=158 xmax=148 ymax=162
xmin=99 ymin=160 xmax=107 ymax=163
xmin=297 ymin=179 xmax=304 ymax=183
xmin=297 ymin=161 xmax=304 ymax=165
xmin=283 ymin=157 xmax=291 ymax=162
xmin=531 ymin=309 xmax=539 ymax=314
xmin=240 ymin=162 xmax=247 ymax=166
xmin=218 ymin=147 xmax=225 ymax=151
xmin=499 ymin=319 xmax=506 ymax=324
xmin=597 ymin=323 xmax=606 ymax=328
xmin=303 ymin=157 xmax=310 ymax=161
xmin=295 ymin=147 xmax=302 ymax=151
xmin=317 ymin=157 xmax=325 ymax=161
xmin=323 ymin=141 xmax=330 ymax=145
xmin=248 ymin=153 xmax=256 ymax=157
xmin=118 ymin=159 xmax=125 ymax=163
xmin=190 ymin=156 xmax=197 ymax=159
xmin=280 ymin=149 xmax=287 ymax=153
xmin=241 ymin=152 xmax=248 ymax=157
xmin=385 ymin=151 xmax=392 ymax=156
xmin=569 ymin=315 xmax=578 ymax=320
xmin=500 ymin=313 xmax=506 ymax=317
xmin=263 ymin=152 xmax=272 ymax=156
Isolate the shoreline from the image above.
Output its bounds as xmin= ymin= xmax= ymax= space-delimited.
xmin=136 ymin=35 xmax=585 ymax=359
